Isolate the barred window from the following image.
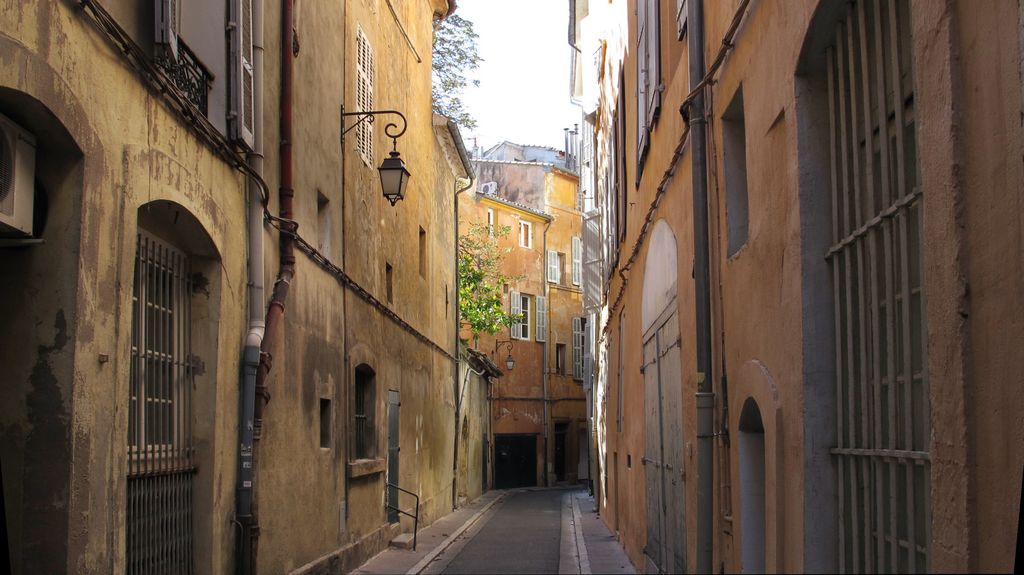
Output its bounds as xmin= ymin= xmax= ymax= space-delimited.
xmin=824 ymin=1 xmax=928 ymax=572
xmin=354 ymin=365 xmax=376 ymax=459
xmin=126 ymin=231 xmax=196 ymax=574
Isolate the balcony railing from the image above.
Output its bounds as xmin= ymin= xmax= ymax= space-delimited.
xmin=155 ymin=41 xmax=212 ymax=117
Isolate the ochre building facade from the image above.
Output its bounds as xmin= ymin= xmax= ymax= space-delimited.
xmin=573 ymin=0 xmax=1024 ymax=573
xmin=0 ymin=0 xmax=482 ymax=573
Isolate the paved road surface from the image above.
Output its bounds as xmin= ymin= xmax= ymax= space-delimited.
xmin=439 ymin=489 xmax=563 ymax=574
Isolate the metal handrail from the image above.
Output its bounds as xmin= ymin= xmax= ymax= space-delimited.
xmin=385 ymin=482 xmax=420 ymax=550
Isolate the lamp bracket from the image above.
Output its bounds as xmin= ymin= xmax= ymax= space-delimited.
xmin=340 ymin=107 xmax=408 ymax=150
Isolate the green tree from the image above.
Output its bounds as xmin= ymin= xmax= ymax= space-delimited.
xmin=458 ymin=222 xmax=521 ymax=344
xmin=432 ymin=14 xmax=482 ymax=129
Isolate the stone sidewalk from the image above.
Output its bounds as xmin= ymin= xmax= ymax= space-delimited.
xmin=352 ymin=487 xmax=635 ymax=575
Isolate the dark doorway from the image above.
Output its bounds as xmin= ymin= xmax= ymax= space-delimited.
xmin=554 ymin=422 xmax=568 ymax=482
xmin=1 ymin=456 xmax=8 ymax=574
xmin=387 ymin=389 xmax=400 ymax=523
xmin=494 ymin=434 xmax=537 ymax=489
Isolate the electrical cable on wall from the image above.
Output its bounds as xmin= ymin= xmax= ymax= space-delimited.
xmin=601 ymin=0 xmax=751 ymax=338
xmin=76 ymin=0 xmax=457 ymax=366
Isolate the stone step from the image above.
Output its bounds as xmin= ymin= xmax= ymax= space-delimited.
xmin=390 ymin=533 xmax=415 ymax=550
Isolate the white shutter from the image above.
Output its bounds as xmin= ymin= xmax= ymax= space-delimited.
xmin=572 ymin=317 xmax=584 ymax=380
xmin=636 ymin=0 xmax=648 ymax=162
xmin=356 ymin=28 xmax=375 ymax=165
xmin=646 ymin=0 xmax=662 ymax=125
xmin=547 ymin=249 xmax=559 ymax=283
xmin=572 ymin=236 xmax=582 ymax=286
xmin=582 ymin=211 xmax=603 ymax=312
xmin=510 ymin=290 xmax=522 ymax=340
xmin=229 ymin=0 xmax=255 ymax=148
xmin=155 ymin=0 xmax=179 ymax=61
xmin=536 ymin=296 xmax=548 ymax=342
xmin=676 ymin=0 xmax=688 ymax=39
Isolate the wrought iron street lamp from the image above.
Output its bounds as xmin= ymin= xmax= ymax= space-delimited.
xmin=495 ymin=340 xmax=515 ymax=371
xmin=340 ymin=108 xmax=410 ymax=206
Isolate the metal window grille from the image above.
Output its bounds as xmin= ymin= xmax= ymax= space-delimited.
xmin=355 ymin=379 xmax=369 ymax=458
xmin=127 ymin=231 xmax=195 ymax=575
xmin=825 ymin=1 xmax=929 ymax=573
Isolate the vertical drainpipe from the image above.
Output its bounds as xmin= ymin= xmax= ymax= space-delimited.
xmin=452 ymin=124 xmax=474 ymax=509
xmin=237 ymin=0 xmax=265 ymax=571
xmin=248 ymin=0 xmax=296 ymax=571
xmin=542 ymin=218 xmax=552 ymax=486
xmin=688 ymin=0 xmax=715 ymax=572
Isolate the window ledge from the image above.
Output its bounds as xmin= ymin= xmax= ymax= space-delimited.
xmin=347 ymin=458 xmax=385 ymax=479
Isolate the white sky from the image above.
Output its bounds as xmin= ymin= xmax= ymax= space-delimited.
xmin=453 ymin=0 xmax=582 ymax=152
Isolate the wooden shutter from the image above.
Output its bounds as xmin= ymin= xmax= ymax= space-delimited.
xmin=229 ymin=0 xmax=255 ymax=148
xmin=155 ymin=0 xmax=179 ymax=61
xmin=582 ymin=212 xmax=602 ymax=312
xmin=618 ymin=72 xmax=628 ymax=243
xmin=356 ymin=28 xmax=375 ymax=165
xmin=646 ymin=0 xmax=662 ymax=125
xmin=510 ymin=290 xmax=522 ymax=339
xmin=547 ymin=250 xmax=559 ymax=283
xmin=572 ymin=317 xmax=584 ymax=380
xmin=572 ymin=236 xmax=582 ymax=286
xmin=676 ymin=0 xmax=688 ymax=39
xmin=636 ymin=0 xmax=649 ymax=169
xmin=536 ymin=296 xmax=548 ymax=342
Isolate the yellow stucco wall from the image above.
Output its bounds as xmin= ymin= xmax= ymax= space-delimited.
xmin=0 ymin=0 xmax=468 ymax=573
xmin=593 ymin=0 xmax=1024 ymax=573
xmin=0 ymin=2 xmax=247 ymax=572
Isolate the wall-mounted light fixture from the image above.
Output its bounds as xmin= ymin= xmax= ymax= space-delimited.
xmin=341 ymin=108 xmax=410 ymax=206
xmin=495 ymin=340 xmax=515 ymax=371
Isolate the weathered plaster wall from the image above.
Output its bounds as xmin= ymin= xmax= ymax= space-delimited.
xmin=595 ymin=0 xmax=1024 ymax=573
xmin=0 ymin=3 xmax=248 ymax=574
xmin=475 ymin=160 xmax=548 ymax=211
xmin=256 ymin=0 xmax=462 ymax=571
xmin=459 ymin=187 xmax=548 ymax=485
xmin=952 ymin=2 xmax=1024 ymax=569
xmin=544 ymin=169 xmax=588 ymax=483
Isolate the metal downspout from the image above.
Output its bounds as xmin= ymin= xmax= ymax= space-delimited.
xmin=452 ymin=133 xmax=474 ymax=510
xmin=250 ymin=0 xmax=296 ymax=571
xmin=237 ymin=0 xmax=265 ymax=571
xmin=688 ymin=0 xmax=715 ymax=571
xmin=542 ymin=219 xmax=551 ymax=486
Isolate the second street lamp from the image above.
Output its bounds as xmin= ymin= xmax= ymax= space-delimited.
xmin=495 ymin=340 xmax=515 ymax=371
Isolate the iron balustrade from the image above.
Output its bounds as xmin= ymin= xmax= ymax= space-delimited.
xmin=155 ymin=40 xmax=212 ymax=117
xmin=385 ymin=482 xmax=420 ymax=550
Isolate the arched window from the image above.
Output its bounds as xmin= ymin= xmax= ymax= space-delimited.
xmin=126 ymin=201 xmax=220 ymax=573
xmin=738 ymin=398 xmax=765 ymax=574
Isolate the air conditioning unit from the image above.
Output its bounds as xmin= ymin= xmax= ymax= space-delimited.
xmin=0 ymin=113 xmax=36 ymax=236
xmin=480 ymin=181 xmax=497 ymax=195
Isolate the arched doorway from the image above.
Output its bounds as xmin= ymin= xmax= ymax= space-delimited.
xmin=739 ymin=398 xmax=766 ymax=573
xmin=641 ymin=220 xmax=685 ymax=574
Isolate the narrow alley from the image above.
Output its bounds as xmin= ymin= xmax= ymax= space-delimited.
xmin=0 ymin=0 xmax=1021 ymax=573
xmin=354 ymin=488 xmax=635 ymax=575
